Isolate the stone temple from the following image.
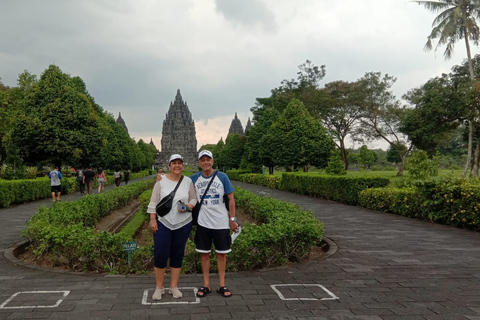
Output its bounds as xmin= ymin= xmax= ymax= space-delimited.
xmin=227 ymin=113 xmax=251 ymax=137
xmin=158 ymin=90 xmax=198 ymax=165
xmin=116 ymin=112 xmax=128 ymax=134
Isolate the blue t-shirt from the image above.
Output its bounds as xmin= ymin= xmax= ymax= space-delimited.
xmin=190 ymin=171 xmax=234 ymax=229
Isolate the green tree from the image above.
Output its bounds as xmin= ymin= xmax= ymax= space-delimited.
xmin=358 ymin=145 xmax=378 ymax=169
xmin=401 ymin=74 xmax=467 ymax=155
xmin=356 ymin=72 xmax=412 ymax=176
xmin=222 ymin=134 xmax=245 ymax=170
xmin=325 ymin=150 xmax=347 ymax=175
xmin=252 ymin=60 xmax=326 ymax=120
xmin=263 ymin=99 xmax=335 ymax=171
xmin=414 ymin=0 xmax=480 ymax=177
xmin=7 ymin=65 xmax=100 ymax=168
xmin=407 ymin=150 xmax=440 ymax=180
xmin=316 ymin=80 xmax=364 ymax=170
xmin=244 ymin=107 xmax=280 ymax=174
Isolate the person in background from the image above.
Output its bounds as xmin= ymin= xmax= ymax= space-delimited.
xmin=147 ymin=154 xmax=197 ymax=301
xmin=190 ymin=150 xmax=238 ymax=298
xmin=75 ymin=168 xmax=85 ymax=194
xmin=123 ymin=169 xmax=130 ymax=185
xmin=114 ymin=168 xmax=122 ymax=187
xmin=96 ymin=167 xmax=107 ymax=193
xmin=83 ymin=166 xmax=96 ymax=195
xmin=48 ymin=166 xmax=63 ymax=202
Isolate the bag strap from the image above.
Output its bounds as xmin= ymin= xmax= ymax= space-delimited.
xmin=171 ymin=175 xmax=184 ymax=196
xmin=196 ymin=171 xmax=218 ymax=211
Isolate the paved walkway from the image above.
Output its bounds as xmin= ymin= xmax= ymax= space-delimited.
xmin=0 ymin=179 xmax=479 ymax=319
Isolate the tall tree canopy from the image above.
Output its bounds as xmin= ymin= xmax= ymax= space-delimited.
xmin=414 ymin=0 xmax=480 ymax=176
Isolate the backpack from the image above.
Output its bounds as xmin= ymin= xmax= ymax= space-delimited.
xmin=76 ymin=170 xmax=84 ymax=182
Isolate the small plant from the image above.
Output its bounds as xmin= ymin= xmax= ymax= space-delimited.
xmin=26 ymin=167 xmax=38 ymax=179
xmin=325 ymin=150 xmax=346 ymax=175
xmin=407 ymin=150 xmax=439 ymax=180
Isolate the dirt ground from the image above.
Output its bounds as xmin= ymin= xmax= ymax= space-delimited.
xmin=18 ymin=199 xmax=323 ymax=269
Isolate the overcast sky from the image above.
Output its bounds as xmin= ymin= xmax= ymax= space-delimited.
xmin=0 ymin=0 xmax=474 ymax=150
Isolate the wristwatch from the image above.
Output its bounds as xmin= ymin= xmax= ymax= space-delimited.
xmin=229 ymin=217 xmax=237 ymax=222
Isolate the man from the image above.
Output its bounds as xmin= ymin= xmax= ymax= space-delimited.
xmin=83 ymin=166 xmax=96 ymax=195
xmin=190 ymin=150 xmax=238 ymax=298
xmin=75 ymin=168 xmax=85 ymax=194
xmin=48 ymin=166 xmax=63 ymax=202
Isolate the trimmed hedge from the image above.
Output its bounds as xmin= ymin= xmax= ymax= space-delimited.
xmin=238 ymin=173 xmax=389 ymax=205
xmin=22 ymin=179 xmax=155 ymax=272
xmin=239 ymin=173 xmax=281 ymax=189
xmin=359 ymin=178 xmax=480 ymax=231
xmin=22 ymin=180 xmax=324 ymax=273
xmin=0 ymin=170 xmax=151 ymax=208
xmin=226 ymin=169 xmax=252 ymax=181
xmin=226 ymin=187 xmax=324 ymax=271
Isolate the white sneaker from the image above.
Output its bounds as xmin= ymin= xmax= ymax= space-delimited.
xmin=169 ymin=287 xmax=183 ymax=298
xmin=152 ymin=288 xmax=165 ymax=300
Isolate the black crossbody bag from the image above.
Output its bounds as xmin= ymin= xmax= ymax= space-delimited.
xmin=155 ymin=176 xmax=184 ymax=217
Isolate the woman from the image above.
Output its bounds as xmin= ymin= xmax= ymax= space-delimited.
xmin=114 ymin=168 xmax=122 ymax=187
xmin=96 ymin=168 xmax=106 ymax=193
xmin=147 ymin=154 xmax=197 ymax=300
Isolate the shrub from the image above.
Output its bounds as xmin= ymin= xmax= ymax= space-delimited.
xmin=280 ymin=173 xmax=390 ymax=205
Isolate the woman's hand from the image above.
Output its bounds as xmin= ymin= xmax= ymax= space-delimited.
xmin=149 ymin=219 xmax=158 ymax=233
xmin=156 ymin=172 xmax=164 ymax=182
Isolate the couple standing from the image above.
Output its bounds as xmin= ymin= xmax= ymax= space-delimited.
xmin=147 ymin=150 xmax=238 ymax=300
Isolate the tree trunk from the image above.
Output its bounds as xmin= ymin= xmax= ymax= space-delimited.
xmin=397 ymin=155 xmax=406 ymax=176
xmin=471 ymin=143 xmax=480 ymax=177
xmin=269 ymin=166 xmax=274 ymax=175
xmin=462 ymin=33 xmax=475 ymax=177
xmin=340 ymin=139 xmax=348 ymax=170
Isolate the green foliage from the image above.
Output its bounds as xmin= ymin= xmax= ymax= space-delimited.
xmin=407 ymin=150 xmax=439 ymax=180
xmin=358 ymin=145 xmax=378 ymax=169
xmin=239 ymin=173 xmax=281 ymax=189
xmin=120 ymin=211 xmax=145 ymax=239
xmin=225 ymin=169 xmax=252 ymax=181
xmin=2 ymin=66 xmax=156 ymax=172
xmin=226 ymin=187 xmax=324 ymax=271
xmin=21 ymin=179 xmax=154 ymax=272
xmin=325 ymin=150 xmax=346 ymax=175
xmin=280 ymin=173 xmax=390 ymax=205
xmin=359 ymin=177 xmax=480 ymax=231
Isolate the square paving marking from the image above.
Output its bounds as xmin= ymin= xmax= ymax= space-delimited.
xmin=142 ymin=287 xmax=200 ymax=305
xmin=270 ymin=284 xmax=339 ymax=301
xmin=0 ymin=291 xmax=70 ymax=309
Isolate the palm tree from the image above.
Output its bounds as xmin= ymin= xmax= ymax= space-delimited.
xmin=414 ymin=0 xmax=480 ymax=176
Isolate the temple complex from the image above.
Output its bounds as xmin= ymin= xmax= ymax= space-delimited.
xmin=158 ymin=90 xmax=198 ymax=165
xmin=227 ymin=113 xmax=251 ymax=136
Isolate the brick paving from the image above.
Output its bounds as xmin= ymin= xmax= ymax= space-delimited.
xmin=0 ymin=178 xmax=479 ymax=319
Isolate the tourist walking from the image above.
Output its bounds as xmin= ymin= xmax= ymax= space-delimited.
xmin=48 ymin=166 xmax=63 ymax=202
xmin=75 ymin=168 xmax=85 ymax=194
xmin=96 ymin=168 xmax=107 ymax=193
xmin=147 ymin=154 xmax=197 ymax=300
xmin=83 ymin=166 xmax=95 ymax=195
xmin=114 ymin=168 xmax=122 ymax=187
xmin=190 ymin=150 xmax=238 ymax=298
xmin=123 ymin=169 xmax=130 ymax=185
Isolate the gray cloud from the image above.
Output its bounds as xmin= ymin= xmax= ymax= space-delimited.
xmin=0 ymin=0 xmax=472 ymax=149
xmin=214 ymin=0 xmax=277 ymax=32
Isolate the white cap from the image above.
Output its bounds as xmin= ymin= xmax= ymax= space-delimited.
xmin=198 ymin=150 xmax=213 ymax=160
xmin=169 ymin=154 xmax=183 ymax=163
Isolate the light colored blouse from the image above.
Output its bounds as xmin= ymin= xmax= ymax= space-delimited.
xmin=147 ymin=176 xmax=197 ymax=230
